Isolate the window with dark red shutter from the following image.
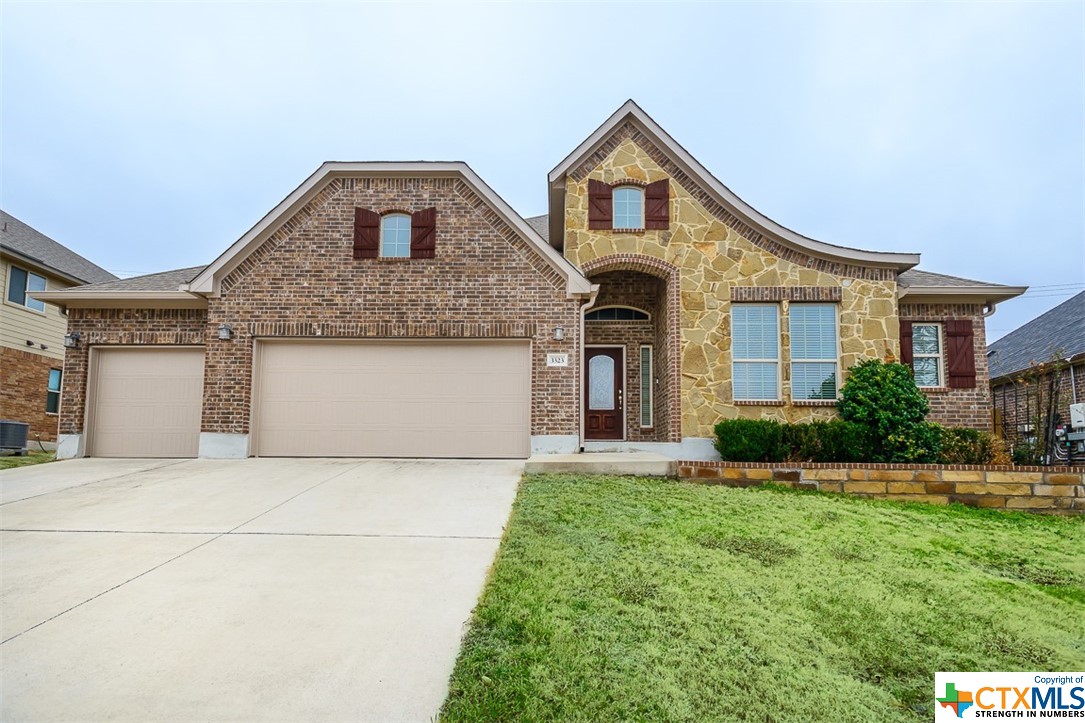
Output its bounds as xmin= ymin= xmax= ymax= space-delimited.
xmin=899 ymin=320 xmax=914 ymax=369
xmin=353 ymin=208 xmax=380 ymax=259
xmin=587 ymin=179 xmax=613 ymax=229
xmin=644 ymin=179 xmax=669 ymax=229
xmin=410 ymin=207 xmax=436 ymax=259
xmin=945 ymin=319 xmax=977 ymax=388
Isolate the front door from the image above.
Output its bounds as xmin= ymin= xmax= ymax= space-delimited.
xmin=585 ymin=347 xmax=624 ymax=440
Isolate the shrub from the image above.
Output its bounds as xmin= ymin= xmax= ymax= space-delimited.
xmin=938 ymin=428 xmax=1003 ymax=465
xmin=713 ymin=419 xmax=785 ymax=462
xmin=837 ymin=359 xmax=935 ymax=462
xmin=781 ymin=421 xmax=871 ymax=463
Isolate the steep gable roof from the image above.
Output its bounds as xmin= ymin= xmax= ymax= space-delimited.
xmin=187 ymin=162 xmax=592 ymax=298
xmin=547 ymin=100 xmax=920 ymax=271
xmin=1 ymin=210 xmax=116 ymax=285
xmin=987 ymin=291 xmax=1085 ymax=380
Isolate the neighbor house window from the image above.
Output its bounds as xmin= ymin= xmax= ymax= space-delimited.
xmin=380 ymin=213 xmax=411 ymax=258
xmin=732 ymin=305 xmax=779 ymax=400
xmin=7 ymin=265 xmax=46 ymax=312
xmin=640 ymin=345 xmax=653 ymax=428
xmin=47 ymin=368 xmax=62 ymax=414
xmin=612 ymin=186 xmax=644 ymax=230
xmin=912 ymin=323 xmax=943 ymax=388
xmin=790 ymin=304 xmax=839 ymax=400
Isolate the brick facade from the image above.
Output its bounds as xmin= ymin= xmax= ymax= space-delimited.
xmin=899 ymin=302 xmax=992 ymax=430
xmin=0 ymin=346 xmax=61 ymax=443
xmin=202 ymin=176 xmax=581 ymax=437
xmin=59 ymin=308 xmax=207 ymax=435
xmin=991 ymin=360 xmax=1085 ymax=442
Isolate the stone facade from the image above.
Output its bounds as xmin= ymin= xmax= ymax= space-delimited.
xmin=0 ymin=347 xmax=61 ymax=443
xmin=899 ymin=302 xmax=992 ymax=430
xmin=678 ymin=460 xmax=1084 ymax=514
xmin=58 ymin=308 xmax=207 ymax=436
xmin=564 ymin=131 xmax=900 ymax=438
xmin=203 ymin=176 xmax=581 ymax=438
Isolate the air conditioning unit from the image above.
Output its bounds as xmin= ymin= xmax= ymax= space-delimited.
xmin=0 ymin=420 xmax=30 ymax=455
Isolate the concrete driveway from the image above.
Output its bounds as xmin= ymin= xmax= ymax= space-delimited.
xmin=0 ymin=457 xmax=522 ymax=722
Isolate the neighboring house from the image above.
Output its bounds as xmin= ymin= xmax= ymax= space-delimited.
xmin=34 ymin=101 xmax=1025 ymax=461
xmin=988 ymin=291 xmax=1085 ymax=442
xmin=1 ymin=210 xmax=116 ymax=445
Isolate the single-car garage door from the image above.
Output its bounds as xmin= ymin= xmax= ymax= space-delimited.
xmin=253 ymin=340 xmax=531 ymax=458
xmin=88 ymin=347 xmax=204 ymax=457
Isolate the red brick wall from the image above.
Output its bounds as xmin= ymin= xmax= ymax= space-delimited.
xmin=992 ymin=361 xmax=1085 ymax=440
xmin=0 ymin=347 xmax=61 ymax=443
xmin=204 ymin=176 xmax=581 ymax=437
xmin=899 ymin=303 xmax=991 ymax=430
xmin=58 ymin=309 xmax=208 ymax=435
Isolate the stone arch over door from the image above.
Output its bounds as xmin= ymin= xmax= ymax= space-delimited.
xmin=582 ymin=254 xmax=681 ymax=443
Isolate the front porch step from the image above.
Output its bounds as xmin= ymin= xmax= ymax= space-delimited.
xmin=524 ymin=452 xmax=675 ymax=477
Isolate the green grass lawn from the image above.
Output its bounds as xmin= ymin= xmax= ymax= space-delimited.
xmin=0 ymin=450 xmax=55 ymax=470
xmin=441 ymin=475 xmax=1085 ymax=722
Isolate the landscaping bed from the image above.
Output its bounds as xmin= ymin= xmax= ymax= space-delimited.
xmin=441 ymin=474 xmax=1085 ymax=722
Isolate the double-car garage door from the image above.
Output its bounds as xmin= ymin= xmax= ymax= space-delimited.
xmin=86 ymin=341 xmax=531 ymax=458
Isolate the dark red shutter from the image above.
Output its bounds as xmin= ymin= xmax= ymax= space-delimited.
xmin=899 ymin=320 xmax=913 ymax=369
xmin=946 ymin=319 xmax=976 ymax=388
xmin=644 ymin=179 xmax=670 ymax=229
xmin=587 ymin=179 xmax=613 ymax=229
xmin=410 ymin=207 xmax=436 ymax=259
xmin=353 ymin=208 xmax=380 ymax=259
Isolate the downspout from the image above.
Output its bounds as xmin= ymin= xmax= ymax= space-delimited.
xmin=982 ymin=302 xmax=997 ymax=318
xmin=578 ymin=284 xmax=601 ymax=453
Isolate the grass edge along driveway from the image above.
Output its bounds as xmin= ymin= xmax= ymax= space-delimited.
xmin=441 ymin=474 xmax=1085 ymax=722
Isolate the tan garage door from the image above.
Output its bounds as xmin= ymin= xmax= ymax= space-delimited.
xmin=253 ymin=340 xmax=531 ymax=458
xmin=88 ymin=348 xmax=204 ymax=458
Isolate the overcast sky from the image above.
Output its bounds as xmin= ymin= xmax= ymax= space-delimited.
xmin=2 ymin=1 xmax=1082 ymax=341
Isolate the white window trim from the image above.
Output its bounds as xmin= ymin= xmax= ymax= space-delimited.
xmin=379 ymin=213 xmax=411 ymax=258
xmin=789 ymin=303 xmax=840 ymax=401
xmin=731 ymin=303 xmax=781 ymax=401
xmin=585 ymin=305 xmax=652 ymax=321
xmin=6 ymin=264 xmax=47 ymax=313
xmin=612 ymin=185 xmax=645 ymax=230
xmin=912 ymin=322 xmax=944 ymax=388
xmin=639 ymin=344 xmax=653 ymax=428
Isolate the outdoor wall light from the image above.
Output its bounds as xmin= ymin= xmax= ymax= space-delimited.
xmin=63 ymin=332 xmax=81 ymax=349
xmin=217 ymin=324 xmax=233 ymax=340
xmin=554 ymin=326 xmax=565 ymax=341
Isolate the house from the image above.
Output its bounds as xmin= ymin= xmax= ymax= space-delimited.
xmin=33 ymin=101 xmax=1025 ymax=461
xmin=1 ymin=211 xmax=116 ymax=447
xmin=988 ymin=291 xmax=1085 ymax=449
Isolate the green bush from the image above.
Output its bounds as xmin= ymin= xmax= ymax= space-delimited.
xmin=713 ymin=419 xmax=785 ymax=462
xmin=781 ymin=421 xmax=871 ymax=463
xmin=938 ymin=427 xmax=1001 ymax=465
xmin=837 ymin=359 xmax=936 ymax=462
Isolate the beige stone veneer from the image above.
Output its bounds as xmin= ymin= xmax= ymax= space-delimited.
xmin=565 ymin=139 xmax=900 ymax=437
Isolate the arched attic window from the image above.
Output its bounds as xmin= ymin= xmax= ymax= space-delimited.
xmin=380 ymin=213 xmax=411 ymax=258
xmin=612 ymin=186 xmax=644 ymax=230
xmin=585 ymin=306 xmax=651 ymax=321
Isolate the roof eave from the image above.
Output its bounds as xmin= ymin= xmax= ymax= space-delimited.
xmin=188 ymin=162 xmax=592 ymax=298
xmin=547 ymin=100 xmax=920 ymax=271
xmin=0 ymin=245 xmax=98 ymax=287
xmin=29 ymin=290 xmax=208 ymax=310
xmin=989 ymin=349 xmax=1085 ymax=385
xmin=899 ymin=285 xmax=1028 ymax=305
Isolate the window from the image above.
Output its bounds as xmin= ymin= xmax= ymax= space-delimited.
xmin=912 ymin=323 xmax=943 ymax=387
xmin=640 ymin=345 xmax=653 ymax=427
xmin=380 ymin=214 xmax=411 ymax=258
xmin=790 ymin=304 xmax=839 ymax=400
xmin=585 ymin=306 xmax=650 ymax=321
xmin=612 ymin=186 xmax=644 ymax=230
xmin=732 ymin=305 xmax=779 ymax=400
xmin=7 ymin=266 xmax=46 ymax=312
xmin=47 ymin=368 xmax=62 ymax=414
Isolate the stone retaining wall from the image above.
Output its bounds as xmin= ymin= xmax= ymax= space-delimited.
xmin=677 ymin=461 xmax=1084 ymax=514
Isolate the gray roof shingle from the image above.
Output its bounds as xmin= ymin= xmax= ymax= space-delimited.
xmin=525 ymin=214 xmax=549 ymax=238
xmin=1 ymin=210 xmax=117 ymax=284
xmin=898 ymin=269 xmax=1009 ymax=288
xmin=987 ymin=291 xmax=1085 ymax=379
xmin=72 ymin=265 xmax=206 ymax=292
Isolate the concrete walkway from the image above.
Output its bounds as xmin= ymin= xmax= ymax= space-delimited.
xmin=0 ymin=457 xmax=522 ymax=722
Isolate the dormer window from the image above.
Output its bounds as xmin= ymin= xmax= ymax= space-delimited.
xmin=612 ymin=186 xmax=644 ymax=230
xmin=380 ymin=214 xmax=411 ymax=258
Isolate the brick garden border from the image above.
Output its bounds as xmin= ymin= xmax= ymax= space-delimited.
xmin=677 ymin=461 xmax=1084 ymax=514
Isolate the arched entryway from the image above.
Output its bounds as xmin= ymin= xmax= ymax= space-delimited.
xmin=581 ymin=255 xmax=680 ymax=443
